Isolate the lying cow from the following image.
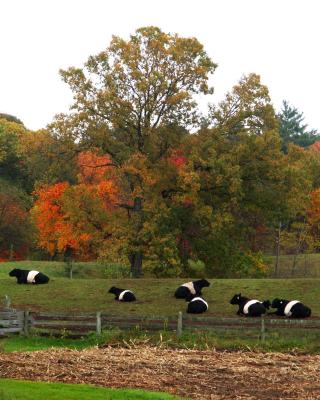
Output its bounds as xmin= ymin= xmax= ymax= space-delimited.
xmin=108 ymin=286 xmax=136 ymax=302
xmin=9 ymin=269 xmax=49 ymax=284
xmin=174 ymin=279 xmax=210 ymax=299
xmin=186 ymin=294 xmax=208 ymax=314
xmin=230 ymin=293 xmax=270 ymax=317
xmin=271 ymin=298 xmax=311 ymax=318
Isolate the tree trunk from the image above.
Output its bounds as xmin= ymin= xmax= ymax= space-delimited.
xmin=129 ymin=196 xmax=143 ymax=278
xmin=8 ymin=243 xmax=14 ymax=261
xmin=291 ymin=222 xmax=306 ymax=277
xmin=129 ymin=252 xmax=143 ymax=278
xmin=64 ymin=246 xmax=74 ymax=279
xmin=274 ymin=222 xmax=281 ymax=277
xmin=304 ymin=253 xmax=307 ymax=277
xmin=291 ymin=254 xmax=298 ymax=277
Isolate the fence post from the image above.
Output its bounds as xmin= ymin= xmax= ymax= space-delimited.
xmin=4 ymin=295 xmax=11 ymax=309
xmin=260 ymin=316 xmax=266 ymax=342
xmin=70 ymin=261 xmax=73 ymax=279
xmin=96 ymin=312 xmax=102 ymax=335
xmin=177 ymin=311 xmax=183 ymax=337
xmin=23 ymin=310 xmax=30 ymax=336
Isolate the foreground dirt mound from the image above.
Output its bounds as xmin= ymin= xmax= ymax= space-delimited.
xmin=1 ymin=346 xmax=320 ymax=399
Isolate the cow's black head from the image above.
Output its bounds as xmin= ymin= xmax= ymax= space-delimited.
xmin=108 ymin=286 xmax=117 ymax=294
xmin=271 ymin=298 xmax=286 ymax=308
xmin=197 ymin=279 xmax=210 ymax=288
xmin=9 ymin=269 xmax=21 ymax=277
xmin=230 ymin=293 xmax=242 ymax=305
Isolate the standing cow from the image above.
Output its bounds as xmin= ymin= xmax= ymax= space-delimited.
xmin=271 ymin=298 xmax=311 ymax=318
xmin=174 ymin=279 xmax=210 ymax=299
xmin=230 ymin=293 xmax=270 ymax=317
xmin=108 ymin=286 xmax=136 ymax=302
xmin=9 ymin=269 xmax=49 ymax=284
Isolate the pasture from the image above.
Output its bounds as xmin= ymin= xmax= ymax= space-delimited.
xmin=2 ymin=260 xmax=320 ymax=399
xmin=0 ymin=261 xmax=319 ymax=317
xmin=265 ymin=253 xmax=320 ymax=278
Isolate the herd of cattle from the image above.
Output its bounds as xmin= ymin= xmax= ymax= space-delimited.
xmin=8 ymin=269 xmax=312 ymax=318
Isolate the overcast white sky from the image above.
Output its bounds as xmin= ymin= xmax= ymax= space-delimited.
xmin=1 ymin=0 xmax=319 ymax=131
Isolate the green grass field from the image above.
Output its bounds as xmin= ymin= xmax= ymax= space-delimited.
xmin=0 ymin=379 xmax=182 ymax=400
xmin=0 ymin=335 xmax=102 ymax=352
xmin=2 ymin=261 xmax=320 ymax=353
xmin=265 ymin=253 xmax=320 ymax=277
xmin=0 ymin=261 xmax=319 ymax=316
xmin=2 ymin=253 xmax=320 ymax=281
xmin=0 ymin=261 xmax=106 ymax=280
xmin=2 ymin=328 xmax=320 ymax=354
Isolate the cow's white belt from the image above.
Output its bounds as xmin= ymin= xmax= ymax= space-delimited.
xmin=27 ymin=270 xmax=39 ymax=283
xmin=182 ymin=282 xmax=196 ymax=295
xmin=284 ymin=300 xmax=300 ymax=316
xmin=243 ymin=299 xmax=260 ymax=314
xmin=119 ymin=290 xmax=132 ymax=301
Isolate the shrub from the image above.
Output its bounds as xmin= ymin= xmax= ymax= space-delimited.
xmin=232 ymin=251 xmax=268 ymax=278
xmin=187 ymin=259 xmax=206 ymax=278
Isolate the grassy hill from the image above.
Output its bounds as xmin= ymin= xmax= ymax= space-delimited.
xmin=0 ymin=261 xmax=319 ymax=317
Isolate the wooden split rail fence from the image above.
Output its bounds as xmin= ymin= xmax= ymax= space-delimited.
xmin=0 ymin=309 xmax=24 ymax=335
xmin=1 ymin=308 xmax=320 ymax=341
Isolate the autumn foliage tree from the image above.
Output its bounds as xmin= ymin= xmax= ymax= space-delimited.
xmin=0 ymin=179 xmax=32 ymax=260
xmin=307 ymin=189 xmax=320 ymax=248
xmin=48 ymin=26 xmax=216 ymax=276
xmin=0 ymin=118 xmax=28 ymax=188
xmin=32 ymin=182 xmax=72 ymax=256
xmin=32 ymin=151 xmax=118 ymax=260
xmin=58 ymin=26 xmax=216 ymax=155
xmin=26 ymin=27 xmax=320 ymax=277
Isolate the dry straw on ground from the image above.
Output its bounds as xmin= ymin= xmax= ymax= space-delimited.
xmin=1 ymin=346 xmax=320 ymax=399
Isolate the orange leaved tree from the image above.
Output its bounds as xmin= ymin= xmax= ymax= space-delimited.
xmin=32 ymin=151 xmax=119 ymax=260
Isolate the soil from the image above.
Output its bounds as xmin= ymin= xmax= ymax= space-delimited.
xmin=1 ymin=346 xmax=320 ymax=399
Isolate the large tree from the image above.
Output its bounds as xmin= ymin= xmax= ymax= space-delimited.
xmin=57 ymin=26 xmax=216 ymax=158
xmin=51 ymin=26 xmax=216 ymax=276
xmin=182 ymin=75 xmax=313 ymax=276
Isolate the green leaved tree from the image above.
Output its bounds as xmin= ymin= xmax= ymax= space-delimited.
xmin=278 ymin=100 xmax=319 ymax=150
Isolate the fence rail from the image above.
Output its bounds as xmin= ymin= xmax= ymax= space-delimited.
xmin=1 ymin=308 xmax=320 ymax=340
xmin=0 ymin=310 xmax=24 ymax=335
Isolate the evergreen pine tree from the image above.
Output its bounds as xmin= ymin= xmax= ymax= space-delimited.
xmin=278 ymin=100 xmax=319 ymax=150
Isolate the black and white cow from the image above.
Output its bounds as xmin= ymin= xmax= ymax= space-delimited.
xmin=174 ymin=279 xmax=210 ymax=299
xmin=230 ymin=293 xmax=270 ymax=317
xmin=186 ymin=294 xmax=208 ymax=314
xmin=9 ymin=269 xmax=50 ymax=284
xmin=271 ymin=298 xmax=311 ymax=318
xmin=108 ymin=286 xmax=136 ymax=302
